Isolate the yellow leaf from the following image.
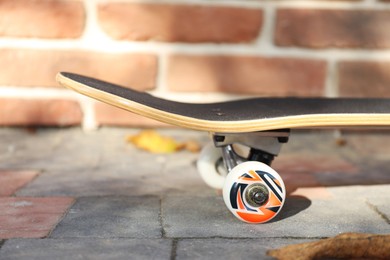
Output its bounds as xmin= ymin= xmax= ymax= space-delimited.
xmin=127 ymin=130 xmax=182 ymax=154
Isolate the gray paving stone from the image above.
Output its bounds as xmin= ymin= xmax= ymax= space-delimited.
xmin=51 ymin=196 xmax=162 ymax=238
xmin=15 ymin=159 xmax=165 ymax=197
xmin=0 ymin=128 xmax=102 ymax=170
xmin=0 ymin=127 xmax=208 ymax=170
xmin=15 ymin=153 xmax=212 ymax=197
xmin=158 ymin=153 xmax=214 ymax=196
xmin=176 ymin=238 xmax=312 ymax=260
xmin=0 ymin=238 xmax=171 ymax=260
xmin=2 ymin=127 xmax=390 ymax=260
xmin=162 ymin=195 xmax=390 ymax=238
xmin=3 ymin=128 xmax=212 ymax=197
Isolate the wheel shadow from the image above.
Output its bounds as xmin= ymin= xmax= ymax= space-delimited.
xmin=269 ymin=195 xmax=312 ymax=223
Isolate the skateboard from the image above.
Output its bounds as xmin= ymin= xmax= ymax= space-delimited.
xmin=57 ymin=72 xmax=390 ymax=224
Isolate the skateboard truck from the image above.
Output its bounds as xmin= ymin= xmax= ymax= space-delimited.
xmin=213 ymin=129 xmax=290 ymax=171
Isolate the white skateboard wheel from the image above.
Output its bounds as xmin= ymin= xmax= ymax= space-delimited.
xmin=223 ymin=161 xmax=286 ymax=223
xmin=197 ymin=143 xmax=227 ymax=189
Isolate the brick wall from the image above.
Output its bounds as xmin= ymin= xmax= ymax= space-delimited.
xmin=1 ymin=0 xmax=390 ymax=129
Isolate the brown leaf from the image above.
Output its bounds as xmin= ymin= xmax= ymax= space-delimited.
xmin=267 ymin=233 xmax=390 ymax=260
xmin=182 ymin=140 xmax=201 ymax=153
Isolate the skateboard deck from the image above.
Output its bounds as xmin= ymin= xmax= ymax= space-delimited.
xmin=57 ymin=72 xmax=390 ymax=133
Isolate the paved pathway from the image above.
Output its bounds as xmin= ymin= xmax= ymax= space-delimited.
xmin=0 ymin=128 xmax=389 ymax=259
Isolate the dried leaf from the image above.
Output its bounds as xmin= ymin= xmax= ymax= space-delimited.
xmin=126 ymin=130 xmax=200 ymax=154
xmin=182 ymin=140 xmax=201 ymax=153
xmin=267 ymin=233 xmax=390 ymax=260
xmin=127 ymin=130 xmax=181 ymax=154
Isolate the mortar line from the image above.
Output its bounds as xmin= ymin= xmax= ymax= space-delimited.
xmin=0 ymin=84 xmax=250 ymax=105
xmin=256 ymin=2 xmax=275 ymax=49
xmin=80 ymin=0 xmax=96 ymax=40
xmin=161 ymin=236 xmax=328 ymax=241
xmin=155 ymin=53 xmax=169 ymax=93
xmin=46 ymin=198 xmax=78 ymax=238
xmin=78 ymin=97 xmax=99 ymax=131
xmin=170 ymin=238 xmax=178 ymax=260
xmin=2 ymin=37 xmax=390 ymax=60
xmin=0 ymin=87 xmax=77 ymax=99
xmin=81 ymin=0 xmax=112 ymax=44
xmin=366 ymin=200 xmax=390 ymax=225
xmin=159 ymin=197 xmax=167 ymax=239
xmin=362 ymin=0 xmax=377 ymax=5
xmin=42 ymin=235 xmax=326 ymax=240
xmin=325 ymin=59 xmax=338 ymax=98
xmin=105 ymin=0 xmax=390 ymax=9
xmin=109 ymin=0 xmax=262 ymax=8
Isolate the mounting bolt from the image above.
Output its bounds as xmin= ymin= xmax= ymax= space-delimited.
xmin=245 ymin=183 xmax=269 ymax=208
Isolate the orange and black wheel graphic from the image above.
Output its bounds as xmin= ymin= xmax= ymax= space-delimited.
xmin=223 ymin=161 xmax=285 ymax=223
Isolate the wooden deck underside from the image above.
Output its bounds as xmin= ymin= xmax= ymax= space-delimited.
xmin=57 ymin=72 xmax=390 ymax=133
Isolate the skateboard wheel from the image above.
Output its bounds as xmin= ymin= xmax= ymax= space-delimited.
xmin=223 ymin=161 xmax=285 ymax=223
xmin=197 ymin=143 xmax=227 ymax=189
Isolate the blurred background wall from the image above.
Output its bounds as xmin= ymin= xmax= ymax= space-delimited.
xmin=1 ymin=0 xmax=390 ymax=129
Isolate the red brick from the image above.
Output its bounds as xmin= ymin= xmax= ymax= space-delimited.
xmin=0 ymin=0 xmax=85 ymax=39
xmin=274 ymin=154 xmax=358 ymax=194
xmin=0 ymin=99 xmax=82 ymax=126
xmin=0 ymin=229 xmax=49 ymax=239
xmin=94 ymin=101 xmax=169 ymax=127
xmin=0 ymin=170 xmax=39 ymax=196
xmin=280 ymin=171 xmax=321 ymax=195
xmin=167 ymin=55 xmax=326 ymax=96
xmin=274 ymin=154 xmax=358 ymax=174
xmin=0 ymin=49 xmax=157 ymax=89
xmin=0 ymin=197 xmax=74 ymax=238
xmin=339 ymin=61 xmax=390 ymax=97
xmin=346 ymin=134 xmax=390 ymax=158
xmin=98 ymin=3 xmax=262 ymax=43
xmin=276 ymin=9 xmax=390 ymax=49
